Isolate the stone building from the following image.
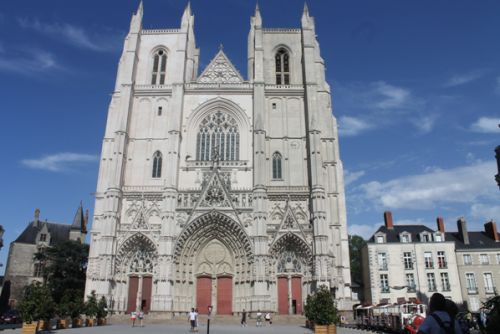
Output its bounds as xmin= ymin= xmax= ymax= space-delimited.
xmin=361 ymin=212 xmax=463 ymax=306
xmin=4 ymin=206 xmax=87 ymax=303
xmin=446 ymin=218 xmax=500 ymax=312
xmin=85 ymin=3 xmax=353 ymax=315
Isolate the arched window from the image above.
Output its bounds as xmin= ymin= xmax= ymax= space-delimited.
xmin=151 ymin=49 xmax=167 ymax=85
xmin=275 ymin=49 xmax=290 ymax=85
xmin=152 ymin=151 xmax=162 ymax=178
xmin=272 ymin=152 xmax=282 ymax=179
xmin=196 ymin=111 xmax=239 ymax=161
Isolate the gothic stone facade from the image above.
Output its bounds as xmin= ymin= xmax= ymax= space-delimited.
xmin=85 ymin=3 xmax=352 ymax=315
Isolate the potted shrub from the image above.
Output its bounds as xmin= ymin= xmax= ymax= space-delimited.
xmin=69 ymin=293 xmax=84 ymax=328
xmin=304 ymin=285 xmax=340 ymax=334
xmin=84 ymin=291 xmax=99 ymax=327
xmin=97 ymin=296 xmax=108 ymax=325
xmin=19 ymin=282 xmax=55 ymax=334
xmin=57 ymin=290 xmax=82 ymax=329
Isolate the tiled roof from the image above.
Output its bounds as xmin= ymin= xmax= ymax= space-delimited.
xmin=368 ymin=225 xmax=435 ymax=243
xmin=445 ymin=231 xmax=500 ymax=250
xmin=14 ymin=221 xmax=72 ymax=246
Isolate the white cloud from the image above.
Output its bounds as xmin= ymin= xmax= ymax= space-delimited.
xmin=444 ymin=70 xmax=485 ymax=87
xmin=338 ymin=116 xmax=373 ymax=137
xmin=412 ymin=114 xmax=438 ymax=134
xmin=470 ymin=117 xmax=500 ymax=133
xmin=374 ymin=81 xmax=411 ymax=109
xmin=344 ymin=169 xmax=366 ymax=186
xmin=0 ymin=49 xmax=59 ymax=74
xmin=349 ymin=224 xmax=377 ymax=238
xmin=21 ymin=153 xmax=98 ymax=172
xmin=471 ymin=204 xmax=500 ymax=221
xmin=18 ymin=18 xmax=122 ymax=52
xmin=358 ymin=161 xmax=497 ymax=210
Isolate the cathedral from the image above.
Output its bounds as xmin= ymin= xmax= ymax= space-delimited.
xmin=85 ymin=2 xmax=353 ymax=315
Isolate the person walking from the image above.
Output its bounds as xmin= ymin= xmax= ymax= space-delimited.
xmin=194 ymin=308 xmax=199 ymax=332
xmin=188 ymin=308 xmax=197 ymax=332
xmin=265 ymin=312 xmax=271 ymax=326
xmin=138 ymin=309 xmax=144 ymax=327
xmin=256 ymin=309 xmax=263 ymax=327
xmin=130 ymin=311 xmax=137 ymax=327
xmin=417 ymin=293 xmax=462 ymax=334
xmin=241 ymin=309 xmax=247 ymax=327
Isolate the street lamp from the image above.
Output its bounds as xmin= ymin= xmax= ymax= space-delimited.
xmin=495 ymin=145 xmax=500 ymax=189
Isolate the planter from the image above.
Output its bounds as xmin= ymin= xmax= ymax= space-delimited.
xmin=327 ymin=324 xmax=337 ymax=334
xmin=98 ymin=318 xmax=107 ymax=326
xmin=38 ymin=320 xmax=49 ymax=330
xmin=58 ymin=318 xmax=69 ymax=329
xmin=314 ymin=325 xmax=328 ymax=334
xmin=72 ymin=318 xmax=83 ymax=328
xmin=22 ymin=322 xmax=38 ymax=334
xmin=86 ymin=318 xmax=96 ymax=327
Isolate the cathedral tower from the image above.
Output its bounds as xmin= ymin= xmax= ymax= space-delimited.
xmin=86 ymin=2 xmax=353 ymax=315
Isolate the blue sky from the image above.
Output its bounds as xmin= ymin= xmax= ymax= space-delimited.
xmin=0 ymin=0 xmax=499 ymax=272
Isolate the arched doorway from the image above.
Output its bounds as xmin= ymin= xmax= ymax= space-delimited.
xmin=174 ymin=211 xmax=253 ymax=314
xmin=115 ymin=233 xmax=158 ymax=314
xmin=270 ymin=233 xmax=312 ymax=315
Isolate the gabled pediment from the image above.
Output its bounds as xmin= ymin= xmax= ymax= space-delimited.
xmin=197 ymin=49 xmax=244 ymax=84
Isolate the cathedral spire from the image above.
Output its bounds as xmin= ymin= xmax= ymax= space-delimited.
xmin=181 ymin=1 xmax=192 ymax=29
xmin=129 ymin=0 xmax=143 ymax=33
xmin=301 ymin=1 xmax=314 ymax=29
xmin=253 ymin=2 xmax=262 ymax=28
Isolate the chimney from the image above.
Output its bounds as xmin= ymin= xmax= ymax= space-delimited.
xmin=484 ymin=220 xmax=499 ymax=242
xmin=384 ymin=211 xmax=394 ymax=230
xmin=33 ymin=208 xmax=40 ymax=227
xmin=436 ymin=217 xmax=445 ymax=233
xmin=457 ymin=217 xmax=469 ymax=245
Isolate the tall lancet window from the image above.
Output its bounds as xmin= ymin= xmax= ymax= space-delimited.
xmin=272 ymin=152 xmax=282 ymax=180
xmin=275 ymin=49 xmax=290 ymax=85
xmin=152 ymin=151 xmax=162 ymax=178
xmin=196 ymin=111 xmax=239 ymax=161
xmin=151 ymin=49 xmax=167 ymax=85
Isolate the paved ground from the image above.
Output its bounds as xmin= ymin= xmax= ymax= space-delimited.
xmin=4 ymin=324 xmax=374 ymax=334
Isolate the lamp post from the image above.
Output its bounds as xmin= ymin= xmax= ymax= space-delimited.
xmin=495 ymin=145 xmax=500 ymax=189
xmin=206 ymin=305 xmax=212 ymax=334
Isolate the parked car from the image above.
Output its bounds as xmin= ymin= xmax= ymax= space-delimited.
xmin=0 ymin=310 xmax=22 ymax=324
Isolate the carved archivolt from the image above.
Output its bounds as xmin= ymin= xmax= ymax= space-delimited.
xmin=115 ymin=233 xmax=158 ymax=277
xmin=270 ymin=232 xmax=313 ymax=276
xmin=174 ymin=211 xmax=253 ymax=282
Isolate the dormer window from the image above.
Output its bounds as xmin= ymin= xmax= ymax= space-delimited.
xmin=434 ymin=233 xmax=443 ymax=242
xmin=375 ymin=234 xmax=386 ymax=244
xmin=420 ymin=232 xmax=430 ymax=242
xmin=400 ymin=233 xmax=411 ymax=243
xmin=39 ymin=233 xmax=47 ymax=242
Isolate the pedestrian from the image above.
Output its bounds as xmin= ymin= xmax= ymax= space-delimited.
xmin=138 ymin=309 xmax=144 ymax=327
xmin=194 ymin=308 xmax=199 ymax=332
xmin=265 ymin=312 xmax=271 ymax=326
xmin=188 ymin=308 xmax=197 ymax=332
xmin=416 ymin=293 xmax=462 ymax=334
xmin=256 ymin=309 xmax=262 ymax=327
xmin=130 ymin=311 xmax=137 ymax=327
xmin=241 ymin=309 xmax=247 ymax=327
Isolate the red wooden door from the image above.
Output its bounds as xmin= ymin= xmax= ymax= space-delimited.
xmin=197 ymin=276 xmax=212 ymax=314
xmin=142 ymin=276 xmax=152 ymax=313
xmin=278 ymin=277 xmax=288 ymax=314
xmin=216 ymin=276 xmax=232 ymax=315
xmin=127 ymin=276 xmax=139 ymax=313
xmin=291 ymin=277 xmax=302 ymax=314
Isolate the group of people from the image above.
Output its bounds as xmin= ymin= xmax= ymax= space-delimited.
xmin=240 ymin=309 xmax=272 ymax=327
xmin=129 ymin=310 xmax=145 ymax=327
xmin=188 ymin=308 xmax=200 ymax=332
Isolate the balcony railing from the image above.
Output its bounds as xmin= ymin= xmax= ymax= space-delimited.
xmin=381 ymin=287 xmax=390 ymax=293
xmin=442 ymin=285 xmax=451 ymax=292
xmin=485 ymin=288 xmax=496 ymax=294
xmin=438 ymin=261 xmax=447 ymax=269
xmin=379 ymin=264 xmax=388 ymax=271
xmin=428 ymin=287 xmax=437 ymax=292
xmin=425 ymin=262 xmax=434 ymax=269
xmin=467 ymin=288 xmax=478 ymax=295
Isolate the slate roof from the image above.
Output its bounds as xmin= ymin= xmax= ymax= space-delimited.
xmin=368 ymin=225 xmax=435 ymax=243
xmin=445 ymin=231 xmax=500 ymax=250
xmin=14 ymin=221 xmax=74 ymax=246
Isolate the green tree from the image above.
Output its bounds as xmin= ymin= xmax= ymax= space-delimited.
xmin=484 ymin=295 xmax=500 ymax=334
xmin=84 ymin=291 xmax=99 ymax=319
xmin=0 ymin=280 xmax=11 ymax=314
xmin=35 ymin=240 xmax=89 ymax=303
xmin=349 ymin=235 xmax=366 ymax=284
xmin=304 ymin=285 xmax=340 ymax=326
xmin=18 ymin=282 xmax=55 ymax=323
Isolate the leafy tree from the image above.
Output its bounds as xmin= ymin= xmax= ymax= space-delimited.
xmin=349 ymin=235 xmax=366 ymax=284
xmin=97 ymin=296 xmax=108 ymax=319
xmin=304 ymin=285 xmax=340 ymax=326
xmin=18 ymin=282 xmax=55 ymax=323
xmin=58 ymin=289 xmax=84 ymax=319
xmin=84 ymin=291 xmax=99 ymax=319
xmin=484 ymin=295 xmax=500 ymax=334
xmin=35 ymin=240 xmax=89 ymax=303
xmin=0 ymin=280 xmax=11 ymax=314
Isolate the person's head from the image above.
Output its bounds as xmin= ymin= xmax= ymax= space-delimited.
xmin=243 ymin=309 xmax=245 ymax=312
xmin=429 ymin=293 xmax=446 ymax=313
xmin=445 ymin=299 xmax=458 ymax=318
xmin=191 ymin=308 xmax=195 ymax=312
